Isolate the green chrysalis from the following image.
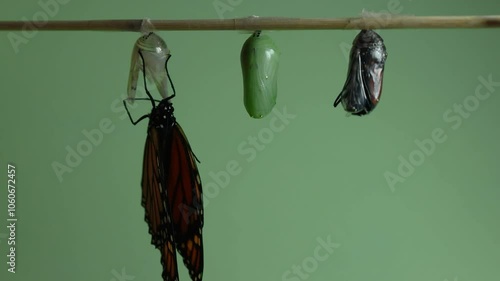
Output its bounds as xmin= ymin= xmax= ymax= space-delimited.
xmin=240 ymin=31 xmax=280 ymax=119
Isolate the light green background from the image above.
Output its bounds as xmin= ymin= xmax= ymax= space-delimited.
xmin=1 ymin=0 xmax=500 ymax=281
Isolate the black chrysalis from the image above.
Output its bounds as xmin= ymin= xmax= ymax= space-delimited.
xmin=334 ymin=29 xmax=388 ymax=116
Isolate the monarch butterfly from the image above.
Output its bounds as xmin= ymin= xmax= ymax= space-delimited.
xmin=333 ymin=29 xmax=388 ymax=116
xmin=124 ymin=34 xmax=204 ymax=281
xmin=240 ymin=30 xmax=281 ymax=119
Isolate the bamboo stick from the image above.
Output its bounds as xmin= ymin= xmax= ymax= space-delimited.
xmin=0 ymin=15 xmax=499 ymax=32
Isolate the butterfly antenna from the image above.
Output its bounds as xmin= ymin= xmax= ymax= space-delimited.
xmin=165 ymin=54 xmax=176 ymax=101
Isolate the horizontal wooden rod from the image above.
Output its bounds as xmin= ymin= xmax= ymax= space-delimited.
xmin=0 ymin=15 xmax=500 ymax=31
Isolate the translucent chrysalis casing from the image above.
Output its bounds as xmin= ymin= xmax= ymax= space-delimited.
xmin=127 ymin=32 xmax=171 ymax=103
xmin=334 ymin=29 xmax=388 ymax=116
xmin=240 ymin=31 xmax=281 ymax=119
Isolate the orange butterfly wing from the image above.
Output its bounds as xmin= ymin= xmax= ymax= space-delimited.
xmin=141 ymin=128 xmax=179 ymax=281
xmin=165 ymin=123 xmax=204 ymax=281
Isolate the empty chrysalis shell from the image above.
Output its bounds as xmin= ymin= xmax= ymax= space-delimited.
xmin=240 ymin=31 xmax=281 ymax=119
xmin=334 ymin=29 xmax=388 ymax=116
xmin=127 ymin=32 xmax=171 ymax=103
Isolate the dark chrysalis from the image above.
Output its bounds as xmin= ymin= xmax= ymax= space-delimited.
xmin=333 ymin=29 xmax=388 ymax=116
